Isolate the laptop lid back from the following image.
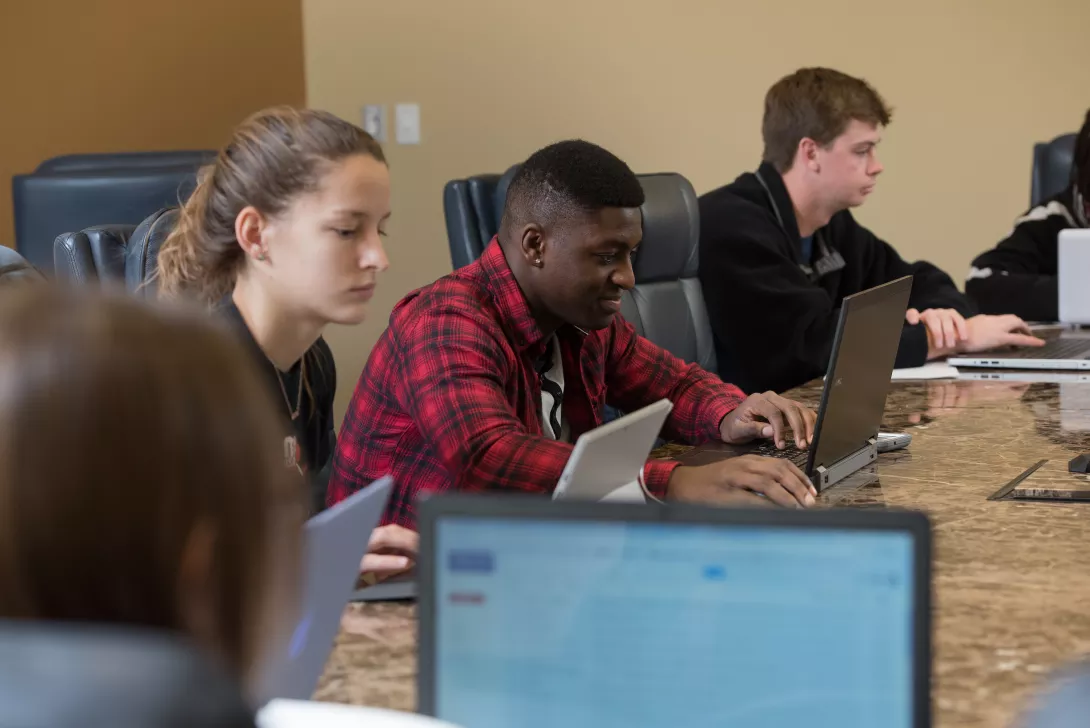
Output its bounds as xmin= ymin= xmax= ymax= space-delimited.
xmin=254 ymin=476 xmax=393 ymax=705
xmin=418 ymin=496 xmax=931 ymax=728
xmin=552 ymin=399 xmax=673 ymax=502
xmin=1058 ymin=229 xmax=1090 ymax=325
xmin=808 ymin=276 xmax=912 ymax=472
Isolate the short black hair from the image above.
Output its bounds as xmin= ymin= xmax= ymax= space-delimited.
xmin=1076 ymin=108 xmax=1090 ymax=200
xmin=500 ymin=140 xmax=645 ymax=233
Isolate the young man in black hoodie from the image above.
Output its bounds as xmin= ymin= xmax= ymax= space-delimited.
xmin=698 ymin=67 xmax=1042 ymax=394
xmin=966 ymin=109 xmax=1090 ymax=322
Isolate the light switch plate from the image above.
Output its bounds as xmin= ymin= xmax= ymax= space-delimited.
xmin=361 ymin=105 xmax=387 ymax=143
xmin=395 ymin=103 xmax=421 ymax=145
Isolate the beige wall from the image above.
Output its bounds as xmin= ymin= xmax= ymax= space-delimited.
xmin=0 ymin=0 xmax=306 ymax=247
xmin=303 ymin=0 xmax=1090 ymax=423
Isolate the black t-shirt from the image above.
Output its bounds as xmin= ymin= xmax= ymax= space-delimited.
xmin=219 ymin=300 xmax=337 ymax=514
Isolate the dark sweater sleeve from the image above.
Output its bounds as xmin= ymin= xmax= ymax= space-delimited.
xmin=965 ymin=207 xmax=1069 ymax=321
xmin=847 ymin=213 xmax=975 ymax=368
xmin=700 ymin=218 xmax=842 ymax=394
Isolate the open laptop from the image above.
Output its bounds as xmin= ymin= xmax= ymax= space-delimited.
xmin=684 ymin=275 xmax=912 ymax=491
xmin=253 ymin=475 xmax=393 ymax=706
xmin=552 ymin=398 xmax=673 ymax=502
xmin=947 ymin=329 xmax=1090 ymax=371
xmin=417 ymin=495 xmax=932 ymax=728
xmin=1059 ymin=229 xmax=1090 ymax=325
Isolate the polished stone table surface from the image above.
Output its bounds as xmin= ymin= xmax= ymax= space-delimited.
xmin=316 ymin=376 xmax=1090 ymax=727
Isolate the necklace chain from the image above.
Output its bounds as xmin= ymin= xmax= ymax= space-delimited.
xmin=273 ymin=357 xmax=305 ymax=421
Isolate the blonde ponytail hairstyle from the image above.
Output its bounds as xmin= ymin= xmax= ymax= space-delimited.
xmin=157 ymin=107 xmax=386 ymax=303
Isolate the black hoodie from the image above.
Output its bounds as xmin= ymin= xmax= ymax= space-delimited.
xmin=698 ymin=162 xmax=975 ymax=394
xmin=966 ymin=184 xmax=1088 ymax=322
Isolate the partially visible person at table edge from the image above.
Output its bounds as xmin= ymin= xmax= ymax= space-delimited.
xmin=966 ymin=108 xmax=1090 ymax=322
xmin=156 ymin=106 xmax=416 ymax=582
xmin=0 ymin=286 xmax=301 ymax=716
xmin=330 ymin=139 xmax=822 ymax=529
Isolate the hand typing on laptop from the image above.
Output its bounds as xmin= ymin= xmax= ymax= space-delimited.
xmin=908 ymin=308 xmax=1044 ymax=359
xmin=359 ymin=524 xmax=418 ymax=584
xmin=666 ymin=391 xmax=818 ymax=509
xmin=718 ymin=391 xmax=817 ymax=450
xmin=666 ymin=456 xmax=817 ymax=508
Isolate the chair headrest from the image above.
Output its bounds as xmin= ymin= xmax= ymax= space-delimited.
xmin=494 ymin=165 xmax=520 ymax=228
xmin=0 ymin=621 xmax=253 ymax=728
xmin=488 ymin=167 xmax=699 ymax=282
xmin=0 ymin=247 xmax=43 ymax=283
xmin=36 ymin=151 xmax=215 ymax=174
xmin=633 ymin=173 xmax=699 ymax=283
xmin=126 ymin=208 xmax=179 ymax=297
xmin=57 ymin=226 xmax=136 ymax=284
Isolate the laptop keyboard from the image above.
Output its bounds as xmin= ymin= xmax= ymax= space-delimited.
xmin=752 ymin=443 xmax=810 ymax=468
xmin=990 ymin=338 xmax=1090 ymax=360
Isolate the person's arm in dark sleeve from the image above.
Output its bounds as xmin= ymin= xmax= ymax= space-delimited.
xmin=965 ymin=212 xmax=1068 ymax=321
xmin=847 ymin=213 xmax=972 ymax=368
xmin=699 ymin=219 xmax=840 ymax=393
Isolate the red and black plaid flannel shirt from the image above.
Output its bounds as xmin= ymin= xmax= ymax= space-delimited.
xmin=327 ymin=239 xmax=746 ymax=528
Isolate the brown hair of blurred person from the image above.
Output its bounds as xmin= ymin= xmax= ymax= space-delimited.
xmin=0 ymin=285 xmax=304 ymax=683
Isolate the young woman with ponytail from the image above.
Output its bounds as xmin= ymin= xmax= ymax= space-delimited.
xmin=157 ymin=107 xmax=416 ymax=581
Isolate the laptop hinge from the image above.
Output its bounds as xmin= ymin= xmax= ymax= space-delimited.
xmin=814 ymin=438 xmax=878 ymax=491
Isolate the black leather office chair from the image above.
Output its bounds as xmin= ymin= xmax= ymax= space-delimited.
xmin=0 ymin=246 xmax=44 ymax=284
xmin=12 ymin=151 xmax=212 ymax=274
xmin=1031 ymin=133 xmax=1077 ymax=207
xmin=0 ymin=621 xmax=255 ymax=728
xmin=53 ymin=207 xmax=178 ymax=297
xmin=34 ymin=150 xmax=214 ymax=174
xmin=620 ymin=173 xmax=717 ymax=372
xmin=442 ymin=166 xmax=519 ymax=269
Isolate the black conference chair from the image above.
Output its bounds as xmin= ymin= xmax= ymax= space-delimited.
xmin=0 ymin=621 xmax=255 ymax=728
xmin=0 ymin=246 xmax=44 ymax=284
xmin=12 ymin=150 xmax=212 ymax=274
xmin=620 ymin=173 xmax=717 ymax=373
xmin=53 ymin=207 xmax=178 ymax=297
xmin=441 ymin=165 xmax=519 ymax=269
xmin=1030 ymin=133 xmax=1077 ymax=207
xmin=442 ymin=167 xmax=717 ymax=371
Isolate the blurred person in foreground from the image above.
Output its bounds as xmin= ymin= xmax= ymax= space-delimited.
xmin=0 ymin=286 xmax=302 ymax=719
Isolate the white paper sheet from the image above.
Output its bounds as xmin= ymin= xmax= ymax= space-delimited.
xmin=891 ymin=362 xmax=959 ymax=380
xmin=258 ymin=700 xmax=463 ymax=728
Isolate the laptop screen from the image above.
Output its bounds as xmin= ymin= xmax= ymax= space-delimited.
xmin=429 ymin=517 xmax=916 ymax=728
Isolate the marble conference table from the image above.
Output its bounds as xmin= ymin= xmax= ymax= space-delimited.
xmin=315 ymin=375 xmax=1090 ymax=727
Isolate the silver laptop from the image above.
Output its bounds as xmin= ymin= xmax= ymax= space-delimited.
xmin=417 ymin=496 xmax=932 ymax=728
xmin=948 ymin=330 xmax=1090 ymax=371
xmin=552 ymin=398 xmax=673 ymax=502
xmin=1059 ymin=229 xmax=1090 ymax=325
xmin=254 ymin=475 xmax=393 ymax=705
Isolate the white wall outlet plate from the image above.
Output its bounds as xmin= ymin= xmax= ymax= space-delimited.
xmin=395 ymin=103 xmax=420 ymax=145
xmin=361 ymin=105 xmax=386 ymax=143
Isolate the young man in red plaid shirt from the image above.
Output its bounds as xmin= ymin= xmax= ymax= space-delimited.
xmin=329 ymin=140 xmax=819 ymax=529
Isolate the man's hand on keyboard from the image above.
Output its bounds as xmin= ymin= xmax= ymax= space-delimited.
xmin=907 ymin=307 xmax=968 ymax=353
xmin=719 ymin=391 xmax=816 ymax=450
xmin=924 ymin=313 xmax=1044 ymax=359
xmin=667 ymin=456 xmax=817 ymax=508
